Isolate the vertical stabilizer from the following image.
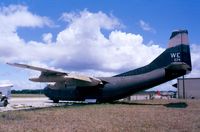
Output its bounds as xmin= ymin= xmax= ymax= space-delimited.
xmin=167 ymin=30 xmax=192 ymax=71
xmin=115 ymin=29 xmax=192 ymax=77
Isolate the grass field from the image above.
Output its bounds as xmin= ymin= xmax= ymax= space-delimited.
xmin=0 ymin=99 xmax=200 ymax=132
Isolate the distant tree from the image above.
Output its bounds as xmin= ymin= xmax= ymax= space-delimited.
xmin=11 ymin=89 xmax=44 ymax=94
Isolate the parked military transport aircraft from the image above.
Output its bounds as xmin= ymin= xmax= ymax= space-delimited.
xmin=7 ymin=30 xmax=192 ymax=103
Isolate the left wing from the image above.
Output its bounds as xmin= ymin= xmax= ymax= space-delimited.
xmin=7 ymin=63 xmax=102 ymax=87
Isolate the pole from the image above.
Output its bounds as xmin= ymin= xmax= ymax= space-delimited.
xmin=182 ymin=75 xmax=185 ymax=99
xmin=180 ymin=31 xmax=186 ymax=99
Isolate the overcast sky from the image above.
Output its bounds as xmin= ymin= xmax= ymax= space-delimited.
xmin=0 ymin=0 xmax=200 ymax=90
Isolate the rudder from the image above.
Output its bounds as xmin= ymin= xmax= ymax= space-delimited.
xmin=166 ymin=30 xmax=192 ymax=71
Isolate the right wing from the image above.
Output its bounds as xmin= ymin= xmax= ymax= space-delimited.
xmin=7 ymin=63 xmax=102 ymax=87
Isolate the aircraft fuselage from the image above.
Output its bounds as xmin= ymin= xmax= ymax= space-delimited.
xmin=44 ymin=65 xmax=187 ymax=103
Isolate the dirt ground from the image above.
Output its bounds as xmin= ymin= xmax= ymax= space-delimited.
xmin=0 ymin=99 xmax=200 ymax=132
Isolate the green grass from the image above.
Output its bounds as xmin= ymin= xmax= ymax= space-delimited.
xmin=1 ymin=99 xmax=200 ymax=132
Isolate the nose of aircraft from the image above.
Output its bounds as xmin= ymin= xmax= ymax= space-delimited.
xmin=43 ymin=85 xmax=50 ymax=98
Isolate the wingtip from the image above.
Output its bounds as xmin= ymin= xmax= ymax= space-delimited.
xmin=6 ymin=62 xmax=18 ymax=66
xmin=6 ymin=62 xmax=26 ymax=68
xmin=6 ymin=62 xmax=13 ymax=65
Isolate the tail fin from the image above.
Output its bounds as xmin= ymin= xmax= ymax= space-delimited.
xmin=165 ymin=30 xmax=192 ymax=71
xmin=150 ymin=29 xmax=192 ymax=73
xmin=115 ymin=29 xmax=192 ymax=77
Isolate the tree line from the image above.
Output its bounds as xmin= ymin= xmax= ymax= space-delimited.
xmin=11 ymin=89 xmax=44 ymax=94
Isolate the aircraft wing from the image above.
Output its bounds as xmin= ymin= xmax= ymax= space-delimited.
xmin=7 ymin=63 xmax=67 ymax=76
xmin=7 ymin=63 xmax=102 ymax=87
